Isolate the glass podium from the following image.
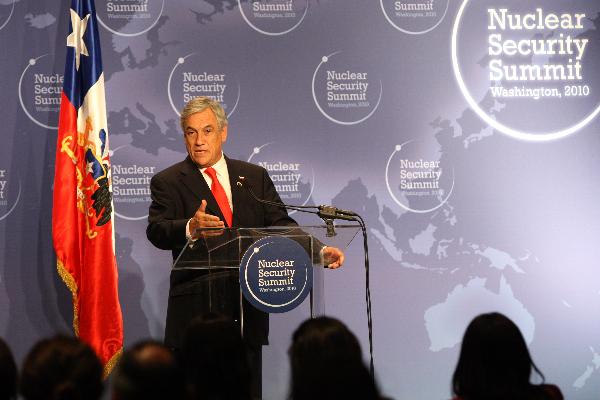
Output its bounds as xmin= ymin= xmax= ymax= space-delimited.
xmin=172 ymin=225 xmax=360 ymax=399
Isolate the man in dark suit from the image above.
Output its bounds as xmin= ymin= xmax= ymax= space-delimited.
xmin=146 ymin=97 xmax=344 ymax=390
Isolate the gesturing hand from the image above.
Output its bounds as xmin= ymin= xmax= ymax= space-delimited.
xmin=188 ymin=200 xmax=225 ymax=239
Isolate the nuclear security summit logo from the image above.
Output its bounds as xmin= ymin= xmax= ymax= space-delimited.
xmin=96 ymin=0 xmax=164 ymax=37
xmin=18 ymin=55 xmax=62 ymax=130
xmin=380 ymin=0 xmax=450 ymax=35
xmin=239 ymin=235 xmax=312 ymax=313
xmin=452 ymin=0 xmax=600 ymax=141
xmin=167 ymin=53 xmax=240 ymax=118
xmin=238 ymin=0 xmax=309 ymax=36
xmin=111 ymin=151 xmax=155 ymax=221
xmin=385 ymin=140 xmax=454 ymax=213
xmin=247 ymin=142 xmax=314 ymax=212
xmin=312 ymin=51 xmax=383 ymax=125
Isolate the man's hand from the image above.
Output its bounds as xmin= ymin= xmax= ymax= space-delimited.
xmin=188 ymin=200 xmax=225 ymax=238
xmin=322 ymin=246 xmax=345 ymax=269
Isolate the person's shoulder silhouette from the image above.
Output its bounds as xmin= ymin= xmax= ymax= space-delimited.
xmin=0 ymin=337 xmax=17 ymax=400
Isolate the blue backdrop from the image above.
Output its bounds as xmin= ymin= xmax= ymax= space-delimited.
xmin=1 ymin=0 xmax=600 ymax=398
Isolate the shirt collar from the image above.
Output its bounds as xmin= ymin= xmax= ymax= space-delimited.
xmin=201 ymin=153 xmax=227 ymax=176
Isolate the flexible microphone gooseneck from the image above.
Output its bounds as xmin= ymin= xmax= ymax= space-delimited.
xmin=237 ymin=177 xmax=356 ymax=221
xmin=236 ymin=179 xmax=319 ymax=216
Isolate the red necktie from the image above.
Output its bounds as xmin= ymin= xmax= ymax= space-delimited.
xmin=205 ymin=167 xmax=232 ymax=227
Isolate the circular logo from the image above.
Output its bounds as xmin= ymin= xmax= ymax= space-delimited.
xmin=452 ymin=0 xmax=600 ymax=141
xmin=238 ymin=0 xmax=309 ymax=36
xmin=248 ymin=142 xmax=315 ymax=214
xmin=18 ymin=55 xmax=62 ymax=130
xmin=167 ymin=53 xmax=240 ymax=119
xmin=239 ymin=235 xmax=312 ymax=313
xmin=0 ymin=0 xmax=16 ymax=31
xmin=385 ymin=140 xmax=454 ymax=213
xmin=111 ymin=146 xmax=156 ymax=221
xmin=312 ymin=51 xmax=383 ymax=125
xmin=0 ymin=169 xmax=21 ymax=222
xmin=96 ymin=0 xmax=165 ymax=37
xmin=380 ymin=0 xmax=450 ymax=35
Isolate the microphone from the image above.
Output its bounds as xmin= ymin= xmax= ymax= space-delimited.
xmin=317 ymin=205 xmax=358 ymax=219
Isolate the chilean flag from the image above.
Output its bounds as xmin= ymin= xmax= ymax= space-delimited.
xmin=52 ymin=0 xmax=123 ymax=376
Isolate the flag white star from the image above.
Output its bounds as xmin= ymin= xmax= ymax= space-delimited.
xmin=66 ymin=9 xmax=90 ymax=71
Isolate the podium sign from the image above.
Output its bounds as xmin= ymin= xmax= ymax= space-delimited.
xmin=239 ymin=235 xmax=313 ymax=313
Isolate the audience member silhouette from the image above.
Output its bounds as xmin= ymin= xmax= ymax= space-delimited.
xmin=19 ymin=335 xmax=104 ymax=400
xmin=0 ymin=337 xmax=17 ymax=400
xmin=180 ymin=313 xmax=252 ymax=400
xmin=288 ymin=316 xmax=382 ymax=400
xmin=452 ymin=312 xmax=563 ymax=400
xmin=112 ymin=339 xmax=184 ymax=400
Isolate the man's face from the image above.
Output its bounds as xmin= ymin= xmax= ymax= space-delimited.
xmin=183 ymin=108 xmax=228 ymax=168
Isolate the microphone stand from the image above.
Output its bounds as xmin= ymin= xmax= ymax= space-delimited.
xmin=316 ymin=205 xmax=356 ymax=237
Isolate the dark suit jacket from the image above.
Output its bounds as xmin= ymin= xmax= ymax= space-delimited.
xmin=147 ymin=155 xmax=297 ymax=348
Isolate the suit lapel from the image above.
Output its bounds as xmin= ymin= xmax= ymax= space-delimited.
xmin=178 ymin=156 xmax=224 ymax=220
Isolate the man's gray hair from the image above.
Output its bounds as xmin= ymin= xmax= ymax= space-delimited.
xmin=180 ymin=96 xmax=228 ymax=132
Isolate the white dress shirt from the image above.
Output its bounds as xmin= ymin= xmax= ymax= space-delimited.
xmin=186 ymin=153 xmax=231 ymax=239
xmin=199 ymin=153 xmax=233 ymax=211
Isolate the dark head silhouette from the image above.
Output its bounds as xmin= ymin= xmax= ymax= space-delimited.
xmin=288 ymin=316 xmax=380 ymax=400
xmin=112 ymin=339 xmax=183 ymax=400
xmin=20 ymin=335 xmax=103 ymax=400
xmin=452 ymin=312 xmax=563 ymax=400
